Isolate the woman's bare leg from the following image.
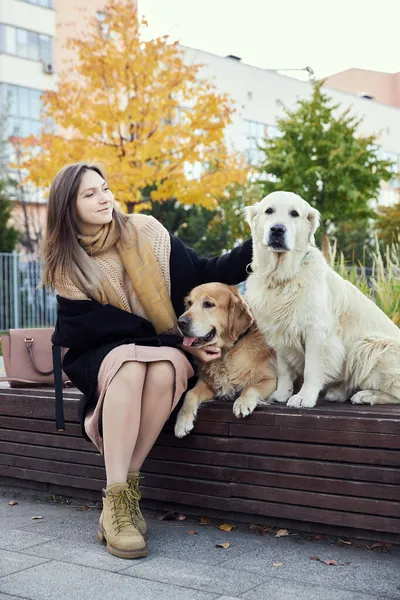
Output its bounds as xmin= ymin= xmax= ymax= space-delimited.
xmin=102 ymin=361 xmax=147 ymax=486
xmin=128 ymin=361 xmax=175 ymax=472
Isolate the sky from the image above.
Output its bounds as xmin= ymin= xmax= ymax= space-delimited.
xmin=139 ymin=0 xmax=400 ymax=81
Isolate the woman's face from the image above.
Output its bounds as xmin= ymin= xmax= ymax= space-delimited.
xmin=76 ymin=169 xmax=114 ymax=234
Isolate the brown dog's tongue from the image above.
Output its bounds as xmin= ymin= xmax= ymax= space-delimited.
xmin=183 ymin=336 xmax=196 ymax=347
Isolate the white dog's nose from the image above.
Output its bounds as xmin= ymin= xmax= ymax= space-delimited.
xmin=270 ymin=224 xmax=286 ymax=236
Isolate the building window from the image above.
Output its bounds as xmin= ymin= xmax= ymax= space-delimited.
xmin=378 ymin=149 xmax=400 ymax=189
xmin=0 ymin=84 xmax=43 ymax=138
xmin=0 ymin=25 xmax=52 ymax=64
xmin=19 ymin=0 xmax=53 ymax=8
xmin=244 ymin=119 xmax=267 ymax=165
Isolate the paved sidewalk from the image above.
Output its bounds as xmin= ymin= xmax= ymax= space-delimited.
xmin=0 ymin=487 xmax=399 ymax=600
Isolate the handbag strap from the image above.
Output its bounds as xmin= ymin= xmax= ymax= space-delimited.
xmin=52 ymin=344 xmax=65 ymax=432
xmin=24 ymin=337 xmax=54 ymax=376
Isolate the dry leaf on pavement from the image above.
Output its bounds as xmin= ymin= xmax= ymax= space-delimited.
xmin=215 ymin=541 xmax=231 ymax=549
xmin=368 ymin=542 xmax=392 ymax=551
xmin=272 ymin=562 xmax=284 ymax=567
xmin=218 ymin=523 xmax=235 ymax=532
xmin=176 ymin=514 xmax=187 ymax=521
xmin=31 ymin=516 xmax=43 ymax=520
xmin=275 ymin=529 xmax=289 ymax=537
xmin=186 ymin=531 xmax=198 ymax=535
xmin=8 ymin=501 xmax=18 ymax=506
xmin=200 ymin=517 xmax=210 ymax=525
xmin=249 ymin=524 xmax=272 ymax=534
xmin=311 ymin=556 xmax=338 ymax=566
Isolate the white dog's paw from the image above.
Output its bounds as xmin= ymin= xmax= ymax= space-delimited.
xmin=287 ymin=393 xmax=317 ymax=408
xmin=233 ymin=396 xmax=258 ymax=418
xmin=350 ymin=390 xmax=376 ymax=405
xmin=270 ymin=389 xmax=292 ymax=404
xmin=174 ymin=411 xmax=195 ymax=438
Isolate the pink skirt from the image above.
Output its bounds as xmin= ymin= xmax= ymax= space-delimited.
xmin=84 ymin=344 xmax=194 ymax=453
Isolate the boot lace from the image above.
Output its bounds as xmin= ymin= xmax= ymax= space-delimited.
xmin=110 ymin=488 xmax=137 ymax=533
xmin=128 ymin=475 xmax=144 ymax=520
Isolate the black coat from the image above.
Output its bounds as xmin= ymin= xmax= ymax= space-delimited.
xmin=52 ymin=234 xmax=252 ymax=437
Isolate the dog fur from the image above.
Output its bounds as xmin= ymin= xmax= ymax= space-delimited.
xmin=174 ymin=283 xmax=277 ymax=437
xmin=245 ymin=191 xmax=400 ymax=408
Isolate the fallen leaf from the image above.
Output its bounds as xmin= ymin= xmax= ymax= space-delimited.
xmin=275 ymin=529 xmax=289 ymax=537
xmin=314 ymin=533 xmax=324 ymax=540
xmin=31 ymin=516 xmax=43 ymax=520
xmin=176 ymin=514 xmax=187 ymax=521
xmin=8 ymin=501 xmax=18 ymax=506
xmin=186 ymin=531 xmax=198 ymax=535
xmin=77 ymin=505 xmax=91 ymax=511
xmin=249 ymin=524 xmax=272 ymax=534
xmin=311 ymin=556 xmax=338 ymax=566
xmin=157 ymin=511 xmax=177 ymax=521
xmin=218 ymin=523 xmax=235 ymax=532
xmin=272 ymin=562 xmax=284 ymax=567
xmin=215 ymin=541 xmax=230 ymax=549
xmin=368 ymin=541 xmax=392 ymax=551
xmin=339 ymin=539 xmax=352 ymax=545
xmin=199 ymin=517 xmax=210 ymax=525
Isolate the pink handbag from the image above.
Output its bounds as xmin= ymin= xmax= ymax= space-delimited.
xmin=1 ymin=328 xmax=68 ymax=387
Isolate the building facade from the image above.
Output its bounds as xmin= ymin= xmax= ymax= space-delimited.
xmin=181 ymin=47 xmax=400 ymax=207
xmin=0 ymin=0 xmax=56 ymax=250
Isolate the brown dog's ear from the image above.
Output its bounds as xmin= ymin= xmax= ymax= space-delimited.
xmin=227 ymin=289 xmax=254 ymax=343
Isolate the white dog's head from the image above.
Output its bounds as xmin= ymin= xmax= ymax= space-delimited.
xmin=246 ymin=191 xmax=320 ymax=253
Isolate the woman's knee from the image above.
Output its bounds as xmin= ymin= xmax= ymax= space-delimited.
xmin=146 ymin=361 xmax=175 ymax=391
xmin=111 ymin=361 xmax=147 ymax=388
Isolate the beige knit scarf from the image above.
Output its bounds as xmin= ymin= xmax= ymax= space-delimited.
xmin=72 ymin=217 xmax=177 ymax=334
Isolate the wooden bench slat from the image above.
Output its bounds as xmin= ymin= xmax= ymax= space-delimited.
xmin=231 ymin=483 xmax=400 ymax=518
xmin=148 ymin=446 xmax=400 ymax=484
xmin=229 ymin=423 xmax=400 ymax=448
xmin=0 ymin=440 xmax=103 ymax=466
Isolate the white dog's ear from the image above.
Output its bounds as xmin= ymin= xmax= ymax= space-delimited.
xmin=244 ymin=204 xmax=259 ymax=229
xmin=307 ymin=207 xmax=320 ymax=244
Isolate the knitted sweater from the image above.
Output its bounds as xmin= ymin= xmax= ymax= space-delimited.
xmin=55 ymin=214 xmax=170 ymax=320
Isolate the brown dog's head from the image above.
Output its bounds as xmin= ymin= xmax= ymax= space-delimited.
xmin=178 ymin=283 xmax=254 ymax=349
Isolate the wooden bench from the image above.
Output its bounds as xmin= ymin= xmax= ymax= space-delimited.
xmin=1 ymin=386 xmax=399 ymax=542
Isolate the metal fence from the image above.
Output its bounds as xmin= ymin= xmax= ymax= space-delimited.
xmin=0 ymin=252 xmax=57 ymax=331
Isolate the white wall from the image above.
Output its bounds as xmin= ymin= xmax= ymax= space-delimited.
xmin=0 ymin=54 xmax=55 ymax=90
xmin=0 ymin=0 xmax=55 ymax=37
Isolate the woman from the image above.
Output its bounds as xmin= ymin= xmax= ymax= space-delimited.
xmin=46 ymin=162 xmax=252 ymax=560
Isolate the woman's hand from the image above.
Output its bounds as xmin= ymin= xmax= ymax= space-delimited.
xmin=179 ymin=344 xmax=221 ymax=363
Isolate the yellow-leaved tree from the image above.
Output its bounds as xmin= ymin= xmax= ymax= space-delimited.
xmin=17 ymin=0 xmax=247 ymax=210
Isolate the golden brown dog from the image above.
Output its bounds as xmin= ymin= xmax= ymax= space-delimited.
xmin=174 ymin=283 xmax=277 ymax=437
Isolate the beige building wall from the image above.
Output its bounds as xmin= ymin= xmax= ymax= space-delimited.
xmin=324 ymin=68 xmax=400 ymax=109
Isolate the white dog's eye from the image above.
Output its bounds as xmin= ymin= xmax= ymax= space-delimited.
xmin=265 ymin=207 xmax=274 ymax=215
xmin=290 ymin=210 xmax=300 ymax=218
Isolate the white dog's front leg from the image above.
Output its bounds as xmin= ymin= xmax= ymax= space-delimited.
xmin=270 ymin=352 xmax=294 ymax=404
xmin=287 ymin=330 xmax=325 ymax=408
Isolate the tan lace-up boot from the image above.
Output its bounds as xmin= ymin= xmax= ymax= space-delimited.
xmin=127 ymin=471 xmax=147 ymax=537
xmin=98 ymin=482 xmax=147 ymax=559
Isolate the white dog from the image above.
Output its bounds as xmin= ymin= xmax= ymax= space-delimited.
xmin=245 ymin=191 xmax=400 ymax=408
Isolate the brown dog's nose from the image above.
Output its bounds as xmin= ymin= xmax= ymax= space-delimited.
xmin=178 ymin=316 xmax=191 ymax=331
